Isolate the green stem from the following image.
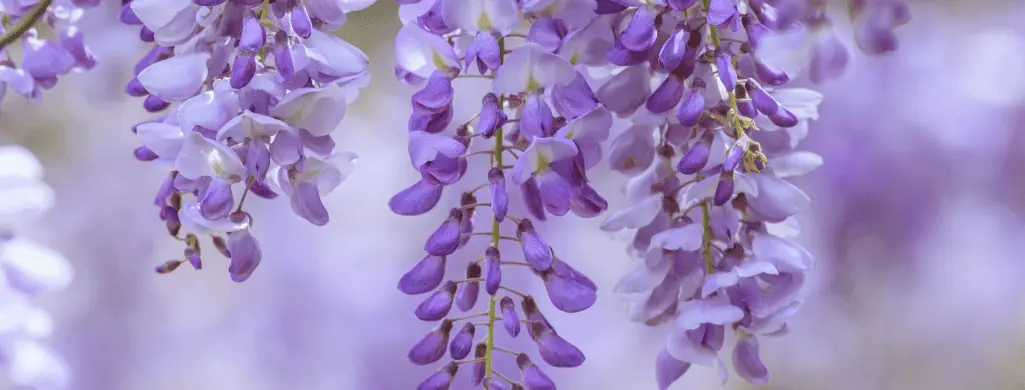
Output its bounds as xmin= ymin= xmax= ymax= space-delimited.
xmin=484 ymin=36 xmax=507 ymax=381
xmin=700 ymin=200 xmax=714 ymax=273
xmin=703 ymin=0 xmax=745 ymax=140
xmin=0 ymin=0 xmax=51 ymax=51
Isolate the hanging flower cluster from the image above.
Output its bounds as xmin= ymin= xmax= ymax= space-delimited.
xmin=119 ymin=0 xmax=374 ymax=282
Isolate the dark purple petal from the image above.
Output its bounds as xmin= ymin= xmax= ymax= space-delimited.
xmin=245 ymin=141 xmax=271 ymax=181
xmin=125 ymin=78 xmax=148 ymax=97
xmin=415 ymin=281 xmax=457 ymax=321
xmin=595 ymin=0 xmax=627 ymax=14
xmin=677 ymin=135 xmax=711 ymax=175
xmin=389 ymin=179 xmax=444 ymax=216
xmin=754 ymin=57 xmax=790 ymax=86
xmin=742 ymin=14 xmax=770 ymax=50
xmin=606 ymin=38 xmax=649 ymax=67
xmin=723 ymin=144 xmax=744 ymax=172
xmin=747 ymin=81 xmax=780 ymax=115
xmin=199 ymin=179 xmax=234 ymax=221
xmin=290 ymin=7 xmax=313 ymax=38
xmin=538 ymin=174 xmax=573 ymax=216
xmin=478 ymin=93 xmax=507 ymax=137
xmin=621 ymin=8 xmax=658 ymax=52
xmin=230 ymin=54 xmax=257 ymax=89
xmin=398 ymin=255 xmax=447 ymax=295
xmin=489 ymin=168 xmax=508 ymax=222
xmin=240 ymin=16 xmax=266 ymax=52
xmin=471 ymin=343 xmax=487 ymax=385
xmin=484 ymin=246 xmax=502 ymax=295
xmin=500 ymin=296 xmax=520 ymax=337
xmin=768 ymin=107 xmax=799 ymax=128
xmin=186 ymin=252 xmax=202 ymax=270
xmin=425 ymin=209 xmax=462 ymax=256
xmin=569 ymin=184 xmax=607 ymax=218
xmin=676 ymin=78 xmax=705 ymax=127
xmin=449 ymin=322 xmax=476 ymax=360
xmin=646 ymin=75 xmax=684 ymax=114
xmin=409 ymin=104 xmax=455 ymax=133
xmin=134 ymin=146 xmax=159 ymax=161
xmin=465 ymin=32 xmax=501 ymax=74
xmin=659 ymin=28 xmax=688 ymax=72
xmin=408 ymin=320 xmax=453 ymax=365
xmin=714 ymin=172 xmax=735 ymax=206
xmin=417 ymin=0 xmax=452 ymax=34
xmin=533 ymin=323 xmax=585 ymax=367
xmin=416 ymin=362 xmax=458 ymax=390
xmin=227 ymin=230 xmax=261 ymax=283
xmin=520 ymin=177 xmax=547 ymax=221
xmin=517 ymin=354 xmax=556 ymax=390
xmin=139 ymin=26 xmax=154 ymax=42
xmin=540 ymin=260 xmax=597 ymax=313
xmin=517 ymin=219 xmax=552 ymax=271
xmin=413 ymin=72 xmax=455 ymax=112
xmin=421 ymin=154 xmax=465 ymax=185
xmin=715 ymin=51 xmax=737 ymax=92
xmin=248 ymin=181 xmax=279 ymax=199
xmin=273 ymin=31 xmax=296 ymax=82
xmin=520 ymin=95 xmax=554 ymax=140
xmin=119 ymin=3 xmax=142 ymax=24
xmin=455 ymin=263 xmax=481 ymax=311
xmin=143 ymin=95 xmax=169 ymax=112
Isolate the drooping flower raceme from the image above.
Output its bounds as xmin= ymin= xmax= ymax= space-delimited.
xmin=0 ymin=145 xmax=75 ymax=389
xmin=0 ymin=0 xmax=98 ymax=114
xmin=586 ymin=0 xmax=908 ymax=388
xmin=389 ymin=1 xmax=621 ymax=388
xmin=120 ymin=0 xmax=374 ymax=282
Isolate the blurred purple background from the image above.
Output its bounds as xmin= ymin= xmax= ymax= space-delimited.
xmin=1 ymin=1 xmax=1024 ymax=389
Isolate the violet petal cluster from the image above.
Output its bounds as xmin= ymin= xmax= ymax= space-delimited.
xmin=390 ymin=0 xmax=630 ymax=387
xmin=587 ymin=0 xmax=908 ymax=388
xmin=119 ymin=0 xmax=374 ymax=282
xmin=0 ymin=0 xmax=98 ymax=114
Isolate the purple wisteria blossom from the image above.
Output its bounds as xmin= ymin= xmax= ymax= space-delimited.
xmin=121 ymin=0 xmax=374 ymax=282
xmin=582 ymin=0 xmax=909 ymax=388
xmin=390 ymin=0 xmax=618 ymax=387
xmin=0 ymin=0 xmax=98 ymax=114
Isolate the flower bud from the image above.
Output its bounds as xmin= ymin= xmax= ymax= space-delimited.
xmin=484 ymin=246 xmax=502 ymax=295
xmin=424 ymin=209 xmax=462 ymax=256
xmin=408 ymin=320 xmax=454 ymax=365
xmin=501 ymin=296 xmax=520 ymax=337
xmin=455 ymin=264 xmax=481 ymax=312
xmin=398 ymin=255 xmax=447 ymax=295
xmin=516 ymin=219 xmax=553 ymax=271
xmin=449 ymin=322 xmax=476 ymax=360
xmin=415 ymin=281 xmax=457 ymax=321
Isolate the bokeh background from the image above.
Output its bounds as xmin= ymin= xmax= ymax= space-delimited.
xmin=1 ymin=1 xmax=1024 ymax=389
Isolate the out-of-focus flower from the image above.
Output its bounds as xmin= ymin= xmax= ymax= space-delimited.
xmin=0 ymin=0 xmax=99 ymax=114
xmin=0 ymin=145 xmax=73 ymax=389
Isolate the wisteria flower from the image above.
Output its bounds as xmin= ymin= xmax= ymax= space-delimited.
xmin=123 ymin=0 xmax=374 ymax=281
